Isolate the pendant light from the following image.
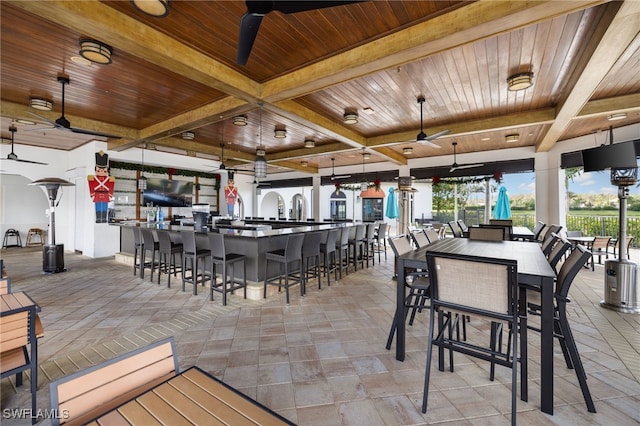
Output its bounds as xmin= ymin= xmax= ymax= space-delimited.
xmin=254 ymin=105 xmax=267 ymax=178
xmin=360 ymin=148 xmax=368 ymax=192
xmin=138 ymin=143 xmax=147 ymax=190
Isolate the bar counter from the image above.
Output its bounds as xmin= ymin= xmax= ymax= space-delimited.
xmin=115 ymin=221 xmax=348 ymax=295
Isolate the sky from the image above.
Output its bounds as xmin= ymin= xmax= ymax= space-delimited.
xmin=500 ymin=170 xmax=639 ymax=197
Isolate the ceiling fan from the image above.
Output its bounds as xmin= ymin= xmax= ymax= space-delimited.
xmin=449 ymin=142 xmax=483 ymax=172
xmin=237 ymin=1 xmax=363 ymax=65
xmin=1 ymin=124 xmax=48 ymax=165
xmin=29 ymin=75 xmax=122 ymax=139
xmin=410 ymin=96 xmax=450 ymax=148
xmin=330 ymin=157 xmax=351 ymax=181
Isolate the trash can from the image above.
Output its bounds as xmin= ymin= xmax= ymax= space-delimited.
xmin=601 ymin=259 xmax=639 ymax=314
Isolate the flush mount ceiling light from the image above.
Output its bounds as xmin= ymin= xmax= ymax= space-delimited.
xmin=232 ymin=114 xmax=248 ymax=126
xmin=29 ymin=97 xmax=53 ymax=111
xmin=130 ymin=0 xmax=170 ymax=17
xmin=507 ymin=71 xmax=534 ymax=91
xmin=301 ymin=160 xmax=308 ymax=167
xmin=505 ymin=133 xmax=520 ymax=143
xmin=181 ymin=131 xmax=195 ymax=140
xmin=363 ymin=152 xmax=371 ymax=160
xmin=403 ymin=147 xmax=413 ymax=155
xmin=607 ymin=112 xmax=627 ymax=121
xmin=343 ymin=111 xmax=359 ymax=125
xmin=274 ymin=127 xmax=287 ymax=139
xmin=79 ymin=39 xmax=113 ymax=64
xmin=304 ymin=139 xmax=315 ymax=148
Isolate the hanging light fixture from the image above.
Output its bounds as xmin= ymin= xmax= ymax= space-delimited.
xmin=130 ymin=0 xmax=170 ymax=17
xmin=360 ymin=148 xmax=368 ymax=192
xmin=138 ymin=143 xmax=147 ymax=190
xmin=343 ymin=110 xmax=359 ymax=124
xmin=254 ymin=106 xmax=267 ymax=179
xmin=232 ymin=114 xmax=248 ymax=126
xmin=274 ymin=126 xmax=287 ymax=139
xmin=79 ymin=39 xmax=113 ymax=64
xmin=507 ymin=71 xmax=534 ymax=91
xmin=30 ymin=97 xmax=53 ymax=111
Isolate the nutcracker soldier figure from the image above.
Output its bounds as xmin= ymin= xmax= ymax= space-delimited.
xmin=88 ymin=151 xmax=115 ymax=223
xmin=224 ymin=178 xmax=238 ymax=216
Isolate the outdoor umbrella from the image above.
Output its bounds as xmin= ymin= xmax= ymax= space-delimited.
xmin=386 ymin=187 xmax=399 ymax=219
xmin=493 ymin=186 xmax=512 ymax=219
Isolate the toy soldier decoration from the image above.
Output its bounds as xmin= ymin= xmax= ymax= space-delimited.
xmin=88 ymin=151 xmax=115 ymax=223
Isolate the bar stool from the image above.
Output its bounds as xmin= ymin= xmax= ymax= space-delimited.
xmin=320 ymin=228 xmax=340 ymax=286
xmin=363 ymin=223 xmax=377 ymax=267
xmin=208 ymin=232 xmax=246 ymax=305
xmin=373 ymin=223 xmax=388 ymax=262
xmin=2 ymin=229 xmax=22 ymax=249
xmin=140 ymin=228 xmax=159 ymax=282
xmin=181 ymin=230 xmax=211 ymax=295
xmin=264 ymin=233 xmax=304 ymax=304
xmin=156 ymin=231 xmax=183 ymax=288
xmin=348 ymin=224 xmax=366 ymax=271
xmin=302 ymin=231 xmax=324 ymax=291
xmin=336 ymin=226 xmax=351 ymax=279
xmin=132 ymin=227 xmax=143 ymax=277
xmin=25 ymin=228 xmax=44 ymax=246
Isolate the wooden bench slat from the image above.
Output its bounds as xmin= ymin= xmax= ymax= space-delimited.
xmin=0 ymin=346 xmax=27 ymax=373
xmin=134 ymin=391 xmax=193 ymax=425
xmin=115 ymin=401 xmax=163 ymax=426
xmin=153 ymin=379 xmax=229 ymax=426
xmin=94 ymin=409 xmax=134 ymax=426
xmin=183 ymin=368 xmax=290 ymax=426
xmin=167 ymin=375 xmax=256 ymax=426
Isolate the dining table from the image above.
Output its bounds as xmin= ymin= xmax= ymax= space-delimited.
xmin=89 ymin=366 xmax=295 ymax=425
xmin=394 ymin=237 xmax=557 ymax=415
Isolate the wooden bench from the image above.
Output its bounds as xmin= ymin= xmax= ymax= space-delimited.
xmin=0 ymin=291 xmax=39 ymax=424
xmin=49 ymin=336 xmax=178 ymax=426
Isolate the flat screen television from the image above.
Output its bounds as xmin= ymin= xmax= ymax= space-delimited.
xmin=581 ymin=141 xmax=638 ymax=172
xmin=142 ymin=178 xmax=193 ymax=207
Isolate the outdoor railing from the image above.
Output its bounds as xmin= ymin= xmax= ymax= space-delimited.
xmin=430 ymin=211 xmax=639 ymax=247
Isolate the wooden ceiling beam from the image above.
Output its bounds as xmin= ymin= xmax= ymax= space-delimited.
xmin=536 ymin=1 xmax=640 ymax=152
xmin=261 ymin=0 xmax=607 ymax=103
xmin=577 ymin=93 xmax=640 ymax=119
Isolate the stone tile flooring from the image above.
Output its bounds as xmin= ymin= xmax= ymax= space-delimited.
xmin=1 ymin=245 xmax=639 ymax=425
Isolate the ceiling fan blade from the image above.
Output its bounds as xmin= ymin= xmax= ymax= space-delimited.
xmin=273 ymin=1 xmax=363 ymax=14
xmin=450 ymin=163 xmax=484 ymax=172
xmin=330 ymin=174 xmax=351 ymax=180
xmin=424 ymin=129 xmax=451 ymax=141
xmin=237 ymin=12 xmax=264 ymax=65
xmin=70 ymin=127 xmax=122 ymax=139
xmin=13 ymin=157 xmax=49 ymax=165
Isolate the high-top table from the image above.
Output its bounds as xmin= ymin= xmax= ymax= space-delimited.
xmin=395 ymin=238 xmax=557 ymax=414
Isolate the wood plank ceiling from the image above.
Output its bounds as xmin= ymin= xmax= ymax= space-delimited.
xmin=1 ymin=0 xmax=639 ymax=179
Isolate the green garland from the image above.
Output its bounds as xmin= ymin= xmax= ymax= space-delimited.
xmin=109 ymin=161 xmax=221 ymax=190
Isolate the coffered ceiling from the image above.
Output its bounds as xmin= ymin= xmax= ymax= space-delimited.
xmin=1 ymin=0 xmax=639 ymax=178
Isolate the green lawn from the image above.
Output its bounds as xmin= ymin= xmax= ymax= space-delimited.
xmin=512 ymin=209 xmax=640 ymax=217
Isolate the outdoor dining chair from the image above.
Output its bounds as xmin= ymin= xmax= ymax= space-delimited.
xmin=422 ymin=252 xmax=522 ymax=426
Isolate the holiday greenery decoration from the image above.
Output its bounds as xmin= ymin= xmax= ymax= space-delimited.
xmin=109 ymin=161 xmax=221 ymax=190
xmin=431 ymin=173 xmax=502 ymax=186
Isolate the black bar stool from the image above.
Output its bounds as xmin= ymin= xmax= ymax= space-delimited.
xmin=181 ymin=230 xmax=210 ymax=295
xmin=264 ymin=233 xmax=304 ymax=304
xmin=348 ymin=224 xmax=366 ymax=271
xmin=132 ymin=227 xmax=143 ymax=277
xmin=208 ymin=232 xmax=246 ymax=305
xmin=302 ymin=231 xmax=324 ymax=291
xmin=140 ymin=228 xmax=159 ymax=282
xmin=156 ymin=230 xmax=183 ymax=287
xmin=320 ymin=228 xmax=340 ymax=286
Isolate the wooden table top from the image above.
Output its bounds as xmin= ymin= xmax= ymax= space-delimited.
xmin=91 ymin=366 xmax=294 ymax=426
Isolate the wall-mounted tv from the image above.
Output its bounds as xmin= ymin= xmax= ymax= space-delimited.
xmin=581 ymin=140 xmax=638 ymax=172
xmin=143 ymin=178 xmax=193 ymax=207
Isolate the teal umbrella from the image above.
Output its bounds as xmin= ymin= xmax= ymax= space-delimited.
xmin=493 ymin=186 xmax=512 ymax=219
xmin=386 ymin=187 xmax=399 ymax=219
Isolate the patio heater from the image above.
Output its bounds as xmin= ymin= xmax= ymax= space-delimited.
xmin=31 ymin=178 xmax=75 ymax=274
xmin=601 ymin=157 xmax=639 ymax=313
xmin=397 ymin=176 xmax=415 ymax=236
